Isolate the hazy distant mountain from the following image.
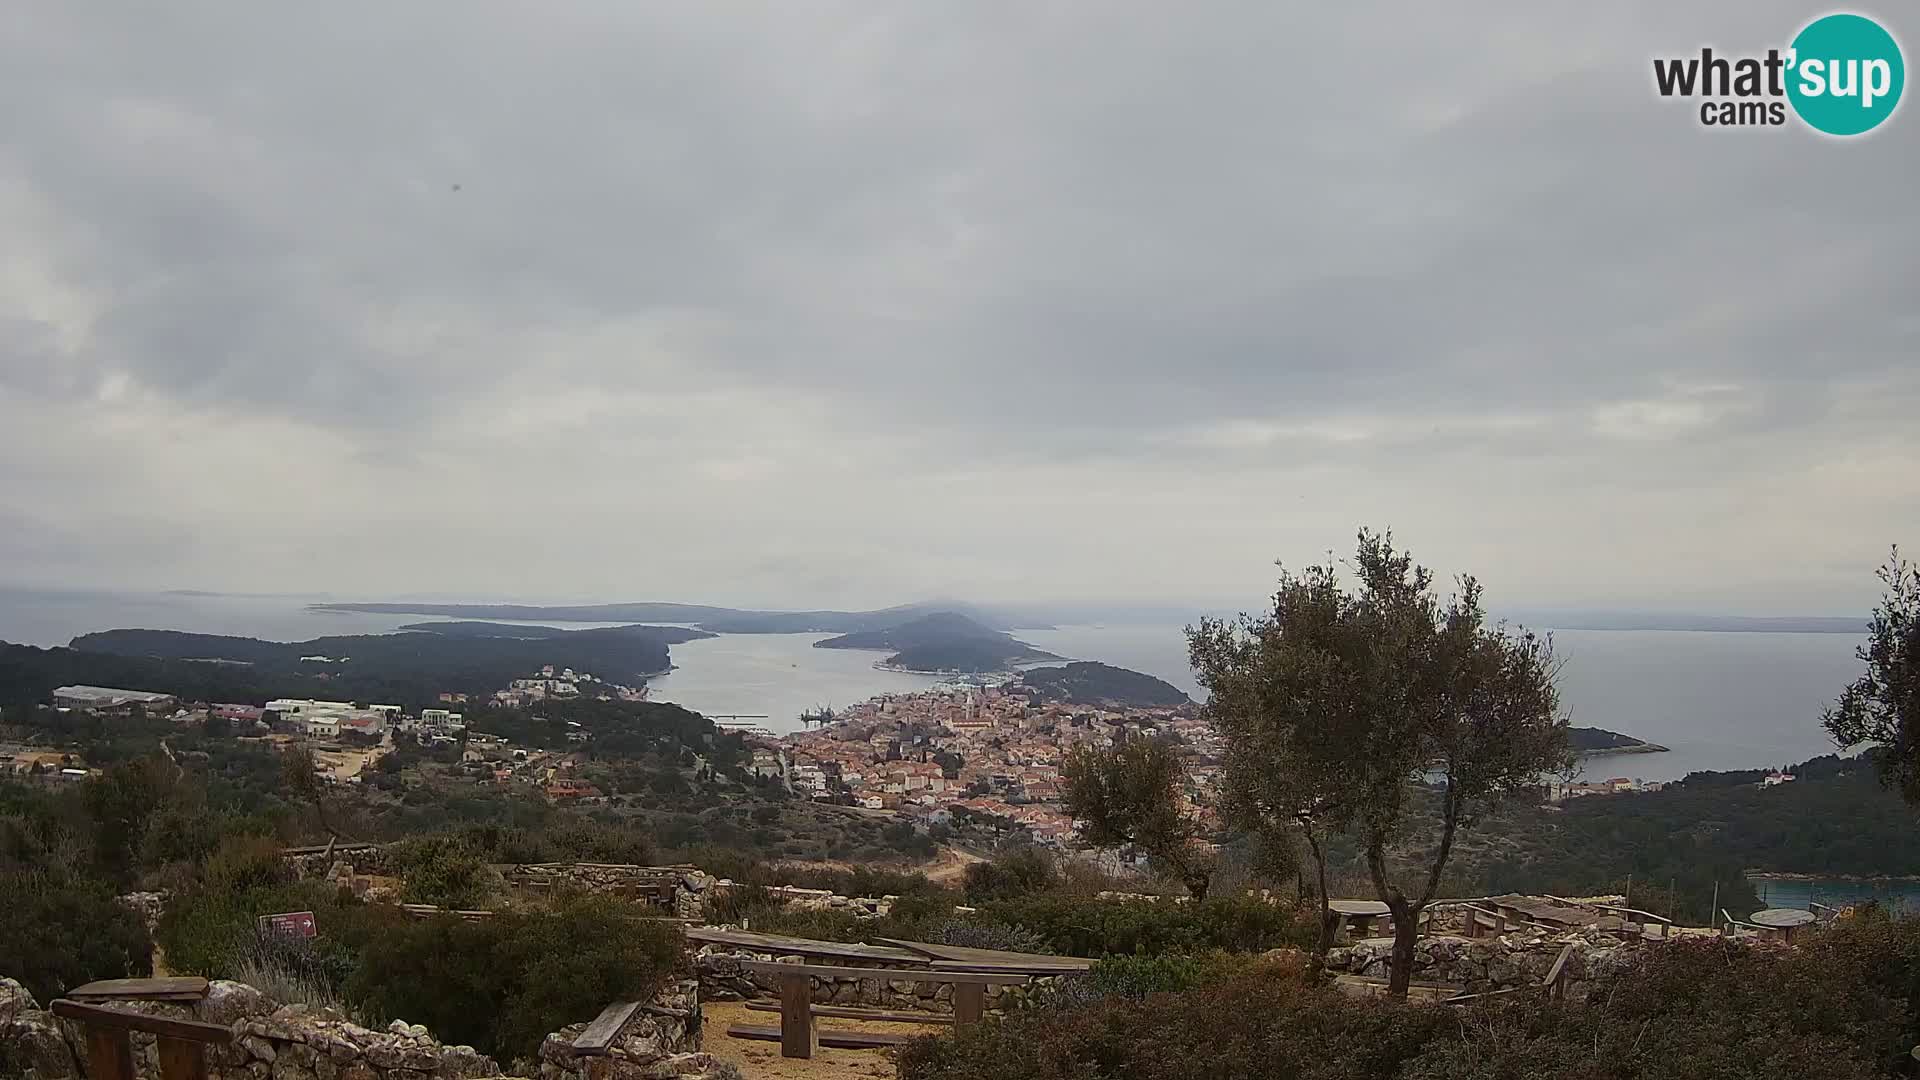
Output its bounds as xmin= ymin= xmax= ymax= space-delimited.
xmin=309 ymin=599 xmax=1034 ymax=634
xmin=814 ymin=611 xmax=1059 ymax=673
xmin=1509 ymin=612 xmax=1869 ymax=634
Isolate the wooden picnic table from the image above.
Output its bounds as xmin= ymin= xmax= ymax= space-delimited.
xmin=1749 ymin=908 xmax=1817 ymax=942
xmin=1327 ymin=900 xmax=1392 ymax=939
xmin=731 ymin=960 xmax=1028 ymax=1059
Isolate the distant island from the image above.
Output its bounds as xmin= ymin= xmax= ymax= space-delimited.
xmin=1514 ymin=612 xmax=1868 ymax=634
xmin=1021 ymin=661 xmax=1191 ymax=708
xmin=307 ymin=599 xmax=1029 ymax=635
xmin=814 ymin=612 xmax=1060 ymax=674
xmin=21 ymin=622 xmax=710 ymax=709
xmin=1568 ymin=726 xmax=1669 ymax=756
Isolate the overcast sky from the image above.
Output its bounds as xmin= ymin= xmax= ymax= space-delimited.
xmin=2 ymin=2 xmax=1914 ymax=616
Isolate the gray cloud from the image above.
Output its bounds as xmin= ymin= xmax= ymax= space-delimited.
xmin=1 ymin=0 xmax=1914 ymax=612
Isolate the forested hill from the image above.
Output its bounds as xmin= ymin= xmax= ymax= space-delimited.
xmin=1567 ymin=726 xmax=1668 ymax=753
xmin=814 ymin=612 xmax=1059 ymax=673
xmin=1022 ymin=662 xmax=1191 ymax=708
xmin=1437 ymin=750 xmax=1919 ymax=921
xmin=0 ymin=623 xmax=701 ymax=709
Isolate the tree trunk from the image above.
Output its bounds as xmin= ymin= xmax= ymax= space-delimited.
xmin=1304 ymin=827 xmax=1334 ymax=975
xmin=1387 ymin=902 xmax=1420 ymax=998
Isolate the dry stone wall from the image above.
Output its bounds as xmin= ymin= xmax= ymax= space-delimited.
xmin=534 ymin=979 xmax=732 ymax=1080
xmin=1326 ymin=929 xmax=1637 ymax=1001
xmin=0 ymin=976 xmax=738 ymax=1080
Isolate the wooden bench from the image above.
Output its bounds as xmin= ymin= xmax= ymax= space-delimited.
xmin=51 ymin=999 xmax=232 ymax=1080
xmin=69 ymin=978 xmax=210 ymax=1004
xmin=730 ymin=961 xmax=1029 ymax=1059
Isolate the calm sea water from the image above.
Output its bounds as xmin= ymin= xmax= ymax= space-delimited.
xmin=0 ymin=587 xmax=1892 ymax=896
xmin=0 ymin=590 xmax=1865 ymax=780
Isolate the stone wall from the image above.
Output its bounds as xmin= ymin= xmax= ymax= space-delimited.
xmin=534 ymin=979 xmax=735 ymax=1080
xmin=1326 ymin=929 xmax=1636 ymax=1001
xmin=500 ymin=864 xmax=713 ymax=920
xmin=282 ymin=846 xmax=718 ymax=921
xmin=692 ymin=949 xmax=1045 ymax=1014
xmin=708 ymin=881 xmax=901 ymax=918
xmin=0 ymin=977 xmax=498 ymax=1080
xmin=1 ymin=976 xmax=738 ymax=1080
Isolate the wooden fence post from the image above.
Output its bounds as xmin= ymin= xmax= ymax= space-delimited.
xmin=778 ymin=971 xmax=817 ymax=1059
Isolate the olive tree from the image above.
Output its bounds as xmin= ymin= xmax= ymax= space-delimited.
xmin=1823 ymin=548 xmax=1920 ymax=800
xmin=1061 ymin=737 xmax=1214 ymax=899
xmin=1189 ymin=563 xmax=1351 ymax=972
xmin=1195 ymin=530 xmax=1568 ymax=997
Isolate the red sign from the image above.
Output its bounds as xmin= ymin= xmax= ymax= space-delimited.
xmin=257 ymin=911 xmax=317 ymax=939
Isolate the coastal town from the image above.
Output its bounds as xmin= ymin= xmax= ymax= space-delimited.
xmin=7 ymin=663 xmax=1794 ymax=858
xmin=750 ymin=678 xmax=1216 ymax=849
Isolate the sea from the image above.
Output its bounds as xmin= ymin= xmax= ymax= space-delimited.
xmin=0 ymin=585 xmax=1891 ymax=899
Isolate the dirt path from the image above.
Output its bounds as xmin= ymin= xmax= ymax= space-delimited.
xmin=922 ymin=846 xmax=985 ymax=886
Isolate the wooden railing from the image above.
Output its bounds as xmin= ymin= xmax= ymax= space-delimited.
xmin=1593 ymin=904 xmax=1674 ymax=940
xmin=50 ymin=1000 xmax=232 ymax=1080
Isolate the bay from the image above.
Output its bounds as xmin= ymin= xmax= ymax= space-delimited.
xmin=0 ymin=589 xmax=1871 ymax=781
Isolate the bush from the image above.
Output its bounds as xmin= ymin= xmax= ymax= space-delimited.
xmin=388 ymin=833 xmax=501 ymax=909
xmin=346 ymin=894 xmax=684 ymax=1061
xmin=1080 ymin=950 xmax=1246 ymax=999
xmin=0 ymin=870 xmax=152 ymax=1001
xmin=975 ymin=893 xmax=1311 ymax=957
xmin=963 ymin=849 xmax=1059 ymax=903
xmin=155 ymin=879 xmax=400 ymax=985
xmin=900 ymin=919 xmax=1920 ymax=1080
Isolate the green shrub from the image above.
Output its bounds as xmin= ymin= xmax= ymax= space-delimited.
xmin=962 ymin=849 xmax=1059 ymax=903
xmin=1081 ymin=950 xmax=1245 ymax=999
xmin=155 ymin=879 xmax=399 ymax=984
xmin=901 ymin=921 xmax=1920 ymax=1080
xmin=0 ymin=870 xmax=152 ymax=1001
xmin=975 ymin=893 xmax=1310 ymax=957
xmin=346 ymin=895 xmax=683 ymax=1061
xmin=388 ymin=833 xmax=501 ymax=908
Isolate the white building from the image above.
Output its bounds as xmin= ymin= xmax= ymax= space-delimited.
xmin=51 ymin=685 xmax=177 ymax=712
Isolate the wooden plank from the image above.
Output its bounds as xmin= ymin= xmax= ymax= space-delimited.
xmin=571 ymin=1001 xmax=642 ymax=1055
xmin=156 ymin=1036 xmax=208 ymax=1080
xmin=1443 ymin=987 xmax=1527 ymax=1005
xmin=85 ymin=1026 xmax=136 ymax=1080
xmin=875 ymin=937 xmax=1095 ymax=970
xmin=778 ymin=971 xmax=816 ymax=1060
xmin=727 ymin=1024 xmax=915 ymax=1050
xmin=738 ymin=960 xmax=1027 ymax=985
xmin=926 ymin=961 xmax=1095 ymax=976
xmin=686 ymin=927 xmax=925 ymax=964
xmin=952 ymin=982 xmax=985 ymax=1027
xmin=745 ymin=1001 xmax=953 ymax=1025
xmin=1543 ymin=943 xmax=1575 ymax=1001
xmin=69 ymin=978 xmax=210 ymax=1002
xmin=50 ymin=1001 xmax=234 ymax=1045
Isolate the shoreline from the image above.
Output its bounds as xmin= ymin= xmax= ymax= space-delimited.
xmin=1748 ymin=871 xmax=1920 ymax=883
